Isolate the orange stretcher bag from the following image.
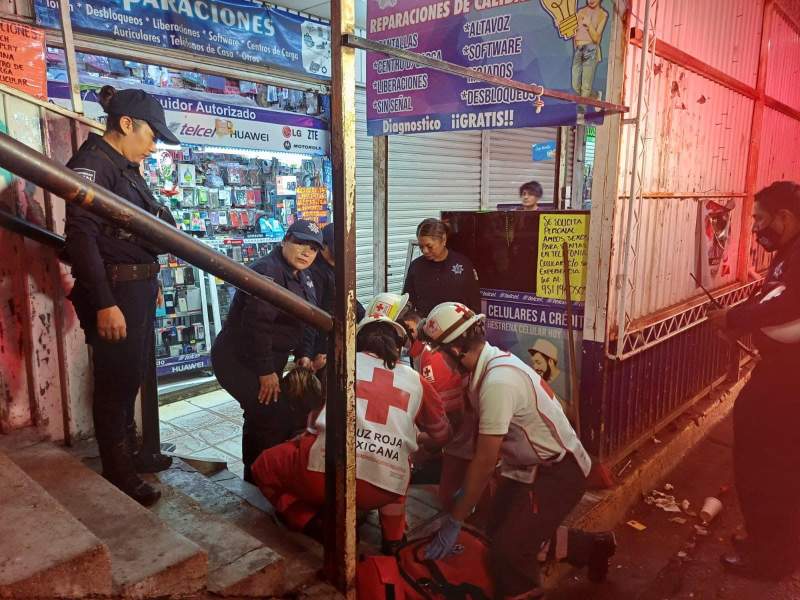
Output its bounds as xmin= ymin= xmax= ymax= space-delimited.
xmin=357 ymin=526 xmax=494 ymax=599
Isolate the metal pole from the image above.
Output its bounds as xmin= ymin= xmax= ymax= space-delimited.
xmin=325 ymin=0 xmax=358 ymax=593
xmin=571 ymin=125 xmax=586 ymax=210
xmin=373 ymin=136 xmax=389 ymax=294
xmin=343 ymin=34 xmax=629 ymax=115
xmin=57 ymin=0 xmax=84 ymax=115
xmin=561 ymin=241 xmax=581 ymax=436
xmin=614 ymin=0 xmax=652 ymax=358
xmin=0 ymin=132 xmax=333 ymax=332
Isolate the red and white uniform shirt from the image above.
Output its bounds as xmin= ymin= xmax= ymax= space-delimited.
xmin=308 ymin=352 xmax=450 ymax=495
xmin=409 ymin=339 xmax=471 ymax=459
xmin=468 ymin=343 xmax=592 ymax=484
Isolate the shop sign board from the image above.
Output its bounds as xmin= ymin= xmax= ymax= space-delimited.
xmin=34 ymin=0 xmax=331 ymax=79
xmin=0 ymin=20 xmax=47 ymax=100
xmin=366 ymin=0 xmax=612 ymax=136
xmin=156 ymin=352 xmax=210 ymax=376
xmin=295 ymin=186 xmax=329 ymax=225
xmin=48 ymin=82 xmax=330 ymax=155
xmin=535 ymin=212 xmax=589 ymax=301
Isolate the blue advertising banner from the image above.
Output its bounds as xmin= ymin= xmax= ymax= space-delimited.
xmin=48 ymin=81 xmax=330 ymax=153
xmin=480 ymin=287 xmax=584 ymax=405
xmin=34 ymin=0 xmax=331 ymax=79
xmin=366 ymin=0 xmax=612 ymax=136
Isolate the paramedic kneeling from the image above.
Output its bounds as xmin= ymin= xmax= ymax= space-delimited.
xmin=251 ymin=313 xmax=451 ymax=553
xmin=419 ymin=302 xmax=616 ymax=599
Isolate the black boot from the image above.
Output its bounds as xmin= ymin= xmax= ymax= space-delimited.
xmin=100 ymin=440 xmax=161 ymax=507
xmin=126 ymin=422 xmax=173 ymax=473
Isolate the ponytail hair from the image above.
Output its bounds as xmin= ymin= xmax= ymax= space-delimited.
xmin=357 ymin=321 xmax=402 ymax=369
xmin=97 ymin=85 xmax=144 ymax=135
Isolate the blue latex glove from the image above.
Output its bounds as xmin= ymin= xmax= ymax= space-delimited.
xmin=425 ymin=515 xmax=463 ymax=560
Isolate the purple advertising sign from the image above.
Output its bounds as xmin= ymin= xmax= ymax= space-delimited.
xmin=366 ymin=0 xmax=612 ymax=136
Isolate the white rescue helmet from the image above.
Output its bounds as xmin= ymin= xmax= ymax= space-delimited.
xmin=355 ymin=315 xmax=407 ymax=340
xmin=364 ymin=292 xmax=409 ymax=321
xmin=356 ymin=292 xmax=410 ymax=341
xmin=420 ymin=302 xmax=485 ymax=348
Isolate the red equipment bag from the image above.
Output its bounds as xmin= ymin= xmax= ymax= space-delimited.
xmin=398 ymin=526 xmax=494 ymax=599
xmin=357 ymin=554 xmax=407 ymax=600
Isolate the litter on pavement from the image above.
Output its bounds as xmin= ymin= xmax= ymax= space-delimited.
xmin=644 ymin=489 xmax=682 ymax=513
xmin=627 ymin=520 xmax=648 ymax=531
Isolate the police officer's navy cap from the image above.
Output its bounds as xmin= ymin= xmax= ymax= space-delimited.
xmin=286 ymin=219 xmax=323 ymax=247
xmin=107 ymin=89 xmax=180 ymax=145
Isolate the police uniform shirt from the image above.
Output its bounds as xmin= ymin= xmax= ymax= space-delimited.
xmin=728 ymin=234 xmax=800 ymax=356
xmin=65 ymin=133 xmax=160 ymax=310
xmin=223 ymin=246 xmax=316 ymax=375
xmin=403 ymin=249 xmax=481 ymax=317
xmin=298 ymin=254 xmax=365 ymax=359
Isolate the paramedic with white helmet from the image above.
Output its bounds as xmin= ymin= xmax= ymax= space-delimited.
xmin=419 ymin=302 xmax=616 ymax=599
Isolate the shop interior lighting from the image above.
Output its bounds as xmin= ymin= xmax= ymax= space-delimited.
xmin=191 ymin=146 xmax=308 ymax=167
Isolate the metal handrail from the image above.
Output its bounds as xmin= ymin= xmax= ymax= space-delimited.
xmin=0 ymin=132 xmax=334 ymax=333
xmin=0 ymin=210 xmax=66 ymax=252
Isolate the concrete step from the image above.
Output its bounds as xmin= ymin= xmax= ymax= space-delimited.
xmin=9 ymin=442 xmax=208 ymax=598
xmin=158 ymin=460 xmax=336 ymax=597
xmin=0 ymin=450 xmax=112 ymax=599
xmin=151 ymin=484 xmax=284 ymax=597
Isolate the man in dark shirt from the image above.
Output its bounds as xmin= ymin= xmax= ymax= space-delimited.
xmin=211 ymin=220 xmax=321 ymax=482
xmin=65 ymin=87 xmax=179 ymax=506
xmin=708 ymin=181 xmax=800 ymax=579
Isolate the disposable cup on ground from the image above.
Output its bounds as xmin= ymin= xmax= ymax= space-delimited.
xmin=700 ymin=497 xmax=723 ymax=523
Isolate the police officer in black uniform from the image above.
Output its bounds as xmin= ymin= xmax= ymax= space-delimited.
xmin=296 ymin=224 xmax=366 ymax=373
xmin=708 ymin=181 xmax=800 ymax=579
xmin=211 ymin=220 xmax=321 ymax=482
xmin=65 ymin=86 xmax=179 ymax=506
xmin=403 ymin=218 xmax=481 ymax=317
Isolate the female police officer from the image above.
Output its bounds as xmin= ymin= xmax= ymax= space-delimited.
xmin=65 ymin=86 xmax=179 ymax=506
xmin=211 ymin=220 xmax=322 ymax=482
xmin=402 ymin=218 xmax=481 ymax=317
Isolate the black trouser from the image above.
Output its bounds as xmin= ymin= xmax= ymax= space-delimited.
xmin=83 ymin=279 xmax=158 ymax=480
xmin=486 ymin=456 xmax=592 ymax=598
xmin=212 ymin=329 xmax=305 ymax=482
xmin=733 ymin=357 xmax=800 ymax=578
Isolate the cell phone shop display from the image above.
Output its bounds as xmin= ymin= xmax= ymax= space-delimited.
xmin=154 ymin=254 xmax=209 ymax=374
xmin=146 ymin=148 xmax=326 ymax=380
xmin=142 ymin=147 xmax=325 ymax=240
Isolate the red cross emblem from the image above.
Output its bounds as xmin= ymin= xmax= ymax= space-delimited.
xmin=454 ymin=305 xmax=469 ymax=315
xmin=359 ymin=369 xmax=411 ymax=425
xmin=372 ymin=301 xmax=389 ymax=316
